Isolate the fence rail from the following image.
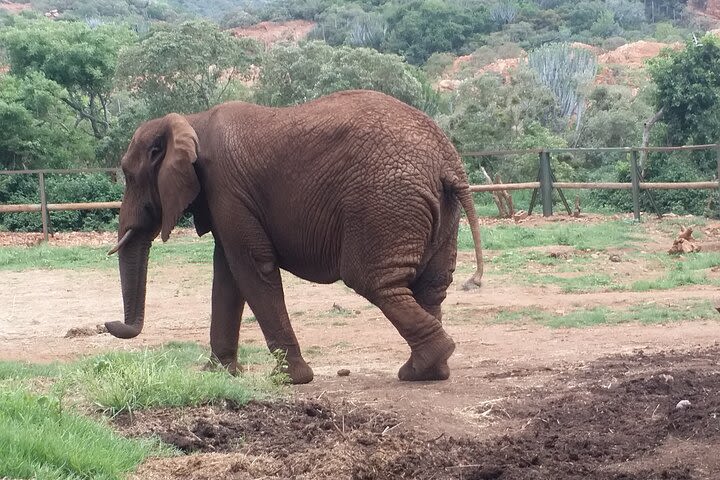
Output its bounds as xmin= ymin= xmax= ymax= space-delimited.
xmin=2 ymin=144 xmax=720 ymax=241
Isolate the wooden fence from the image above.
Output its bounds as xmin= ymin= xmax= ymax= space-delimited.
xmin=464 ymin=144 xmax=720 ymax=219
xmin=1 ymin=144 xmax=719 ymax=241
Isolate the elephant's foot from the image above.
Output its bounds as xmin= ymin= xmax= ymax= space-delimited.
xmin=203 ymin=357 xmax=243 ymax=376
xmin=273 ymin=355 xmax=314 ymax=384
xmin=398 ymin=331 xmax=455 ymax=381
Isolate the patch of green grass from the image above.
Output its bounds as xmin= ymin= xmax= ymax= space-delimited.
xmin=650 ymin=216 xmax=707 ymax=236
xmin=0 ymin=244 xmax=114 ymax=270
xmin=0 ymin=360 xmax=62 ymax=380
xmin=0 ymin=386 xmax=170 ymax=480
xmin=0 ymin=237 xmax=214 ymax=271
xmin=524 ymin=273 xmax=616 ymax=293
xmin=458 ymin=220 xmax=640 ymax=252
xmin=64 ymin=342 xmax=282 ymax=416
xmin=494 ymin=300 xmax=717 ymax=328
xmin=487 ymin=250 xmax=594 ymax=274
xmin=625 ymin=252 xmax=720 ymax=292
xmin=149 ymin=238 xmax=214 ymax=265
xmin=629 ymin=271 xmax=708 ymax=292
xmin=322 ymin=304 xmax=357 ymax=317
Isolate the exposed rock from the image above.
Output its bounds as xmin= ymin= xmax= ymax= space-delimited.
xmin=230 ymin=20 xmax=315 ymax=47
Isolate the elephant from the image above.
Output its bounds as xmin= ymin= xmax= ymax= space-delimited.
xmin=105 ymin=89 xmax=483 ymax=384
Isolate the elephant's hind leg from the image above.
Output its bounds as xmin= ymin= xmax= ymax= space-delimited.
xmin=368 ymin=282 xmax=455 ymax=381
xmin=403 ymin=236 xmax=459 ymax=380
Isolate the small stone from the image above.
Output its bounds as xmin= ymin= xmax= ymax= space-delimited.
xmin=609 ymin=254 xmax=621 ymax=263
xmin=337 ymin=369 xmax=351 ymax=377
xmin=660 ymin=374 xmax=674 ymax=383
xmin=675 ymin=400 xmax=692 ymax=410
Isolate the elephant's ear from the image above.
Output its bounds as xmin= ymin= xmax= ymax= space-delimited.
xmin=157 ymin=113 xmax=200 ymax=242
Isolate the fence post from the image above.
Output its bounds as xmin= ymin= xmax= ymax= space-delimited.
xmin=38 ymin=171 xmax=49 ymax=241
xmin=630 ymin=150 xmax=641 ymax=221
xmin=539 ymin=150 xmax=553 ymax=217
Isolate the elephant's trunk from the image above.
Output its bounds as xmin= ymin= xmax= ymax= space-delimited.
xmin=105 ymin=235 xmax=152 ymax=339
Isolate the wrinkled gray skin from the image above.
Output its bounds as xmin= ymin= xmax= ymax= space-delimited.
xmin=106 ymin=90 xmax=483 ymax=384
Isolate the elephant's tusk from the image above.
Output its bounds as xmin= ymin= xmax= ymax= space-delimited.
xmin=108 ymin=229 xmax=134 ymax=256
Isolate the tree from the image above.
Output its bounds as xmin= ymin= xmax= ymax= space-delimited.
xmin=1 ymin=17 xmax=135 ymax=138
xmin=255 ymin=41 xmax=438 ymax=114
xmin=29 ymin=0 xmax=176 ymax=21
xmin=309 ymin=5 xmax=387 ymax=49
xmin=0 ymin=72 xmax=95 ymax=170
xmin=648 ymin=34 xmax=720 ymax=148
xmin=437 ymin=70 xmax=566 ymax=183
xmin=383 ymin=0 xmax=491 ymax=65
xmin=115 ymin=20 xmax=261 ymax=118
xmin=528 ymin=43 xmax=597 ymax=129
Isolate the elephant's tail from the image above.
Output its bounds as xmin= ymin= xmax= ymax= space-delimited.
xmin=446 ymin=176 xmax=484 ymax=289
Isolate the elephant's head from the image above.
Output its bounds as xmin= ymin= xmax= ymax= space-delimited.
xmin=105 ymin=113 xmax=200 ymax=339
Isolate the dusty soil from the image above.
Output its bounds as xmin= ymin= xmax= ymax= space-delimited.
xmin=2 ymin=214 xmax=720 ymax=478
xmin=121 ymin=346 xmax=720 ymax=479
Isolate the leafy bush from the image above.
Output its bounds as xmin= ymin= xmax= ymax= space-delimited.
xmin=256 ymin=41 xmax=439 ymax=114
xmin=0 ymin=173 xmax=123 ymax=232
xmin=590 ymin=154 xmax=711 ymax=216
xmin=383 ymin=0 xmax=492 ymax=65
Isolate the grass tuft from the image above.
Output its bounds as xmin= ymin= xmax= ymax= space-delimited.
xmin=0 ymin=360 xmax=62 ymax=380
xmin=0 ymin=342 xmax=286 ymax=479
xmin=459 ymin=220 xmax=639 ymax=252
xmin=64 ymin=342 xmax=283 ymax=416
xmin=494 ymin=300 xmax=717 ymax=328
xmin=0 ymin=238 xmax=215 ymax=271
xmin=0 ymin=386 xmax=170 ymax=480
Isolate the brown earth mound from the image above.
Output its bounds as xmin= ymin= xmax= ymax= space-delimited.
xmin=229 ymin=20 xmax=315 ymax=47
xmin=0 ymin=1 xmax=30 ymax=13
xmin=598 ymin=40 xmax=681 ymax=67
xmin=123 ymin=346 xmax=720 ymax=480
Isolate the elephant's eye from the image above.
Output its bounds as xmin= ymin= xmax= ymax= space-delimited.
xmin=149 ymin=144 xmax=163 ymax=162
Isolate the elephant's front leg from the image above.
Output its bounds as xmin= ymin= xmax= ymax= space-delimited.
xmin=220 ymin=221 xmax=314 ymax=385
xmin=241 ymin=263 xmax=314 ymax=384
xmin=209 ymin=242 xmax=245 ymax=374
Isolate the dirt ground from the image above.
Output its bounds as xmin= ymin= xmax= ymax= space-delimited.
xmin=1 ymin=214 xmax=720 ymax=479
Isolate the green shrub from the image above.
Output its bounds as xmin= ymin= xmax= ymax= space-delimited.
xmin=590 ymin=154 xmax=711 ymax=216
xmin=0 ymin=173 xmax=123 ymax=232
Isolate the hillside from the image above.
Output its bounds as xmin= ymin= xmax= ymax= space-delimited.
xmin=230 ymin=20 xmax=315 ymax=47
xmin=436 ymin=40 xmax=684 ymax=92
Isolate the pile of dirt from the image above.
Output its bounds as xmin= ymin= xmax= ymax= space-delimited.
xmin=229 ymin=20 xmax=315 ymax=47
xmin=599 ymin=40 xmax=681 ymax=67
xmin=570 ymin=42 xmax=603 ymax=54
xmin=0 ymin=1 xmax=30 ymax=13
xmin=122 ymin=346 xmax=720 ymax=480
xmin=477 ymin=57 xmax=521 ymax=79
